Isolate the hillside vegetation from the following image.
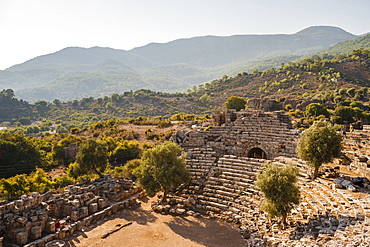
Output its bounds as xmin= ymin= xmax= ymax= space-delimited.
xmin=1 ymin=48 xmax=369 ymax=129
xmin=1 ymin=48 xmax=370 ymax=194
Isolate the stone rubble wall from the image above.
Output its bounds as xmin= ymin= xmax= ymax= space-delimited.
xmin=0 ymin=176 xmax=143 ymax=247
xmin=342 ymin=125 xmax=370 ymax=180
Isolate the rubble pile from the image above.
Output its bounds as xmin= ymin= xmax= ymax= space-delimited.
xmin=343 ymin=125 xmax=370 ymax=180
xmin=0 ymin=176 xmax=142 ymax=247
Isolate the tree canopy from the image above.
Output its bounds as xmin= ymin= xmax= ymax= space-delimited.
xmin=256 ymin=162 xmax=300 ymax=224
xmin=0 ymin=132 xmax=43 ymax=178
xmin=297 ymin=120 xmax=342 ymax=178
xmin=133 ymin=141 xmax=190 ymax=202
xmin=224 ymin=96 xmax=247 ymax=111
xmin=67 ymin=138 xmax=108 ymax=178
xmin=305 ymin=103 xmax=329 ymax=118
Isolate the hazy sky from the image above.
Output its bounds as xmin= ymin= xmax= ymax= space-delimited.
xmin=1 ymin=0 xmax=369 ymax=70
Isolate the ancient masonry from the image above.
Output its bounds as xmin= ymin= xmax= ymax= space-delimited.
xmin=169 ymin=110 xmax=370 ymax=246
xmin=173 ymin=110 xmax=300 ymax=160
xmin=0 ymin=176 xmax=143 ymax=247
xmin=342 ymin=125 xmax=370 ymax=179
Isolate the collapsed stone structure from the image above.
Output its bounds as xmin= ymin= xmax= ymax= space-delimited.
xmin=169 ymin=110 xmax=370 ymax=246
xmin=0 ymin=176 xmax=142 ymax=247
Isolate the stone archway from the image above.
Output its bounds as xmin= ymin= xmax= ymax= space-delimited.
xmin=247 ymin=147 xmax=267 ymax=159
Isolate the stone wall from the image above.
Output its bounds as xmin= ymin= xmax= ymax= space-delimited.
xmin=0 ymin=176 xmax=142 ymax=247
xmin=342 ymin=125 xmax=370 ymax=180
xmin=172 ymin=110 xmax=299 ymax=160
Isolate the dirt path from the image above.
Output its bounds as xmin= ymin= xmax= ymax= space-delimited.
xmin=64 ymin=197 xmax=246 ymax=247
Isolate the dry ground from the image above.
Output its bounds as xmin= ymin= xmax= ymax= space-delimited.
xmin=64 ymin=197 xmax=246 ymax=247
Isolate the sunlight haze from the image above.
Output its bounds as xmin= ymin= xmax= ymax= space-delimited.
xmin=1 ymin=0 xmax=369 ymax=70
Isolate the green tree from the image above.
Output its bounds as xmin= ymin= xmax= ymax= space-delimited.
xmin=133 ymin=142 xmax=190 ymax=202
xmin=29 ymin=168 xmax=53 ymax=193
xmin=334 ymin=106 xmax=363 ymax=123
xmin=199 ymin=94 xmax=211 ymax=103
xmin=109 ymin=140 xmax=141 ymax=164
xmin=56 ymin=125 xmax=69 ymax=134
xmin=256 ymin=162 xmax=300 ymax=224
xmin=305 ymin=103 xmax=329 ymax=118
xmin=297 ymin=120 xmax=342 ymax=178
xmin=68 ymin=139 xmax=108 ymax=178
xmin=0 ymin=133 xmax=43 ymax=178
xmin=224 ymin=96 xmax=247 ymax=111
xmin=0 ymin=174 xmax=30 ymax=196
xmin=0 ymin=89 xmax=15 ymax=98
xmin=18 ymin=117 xmax=32 ymax=125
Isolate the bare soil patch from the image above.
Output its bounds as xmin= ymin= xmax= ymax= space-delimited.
xmin=64 ymin=197 xmax=245 ymax=247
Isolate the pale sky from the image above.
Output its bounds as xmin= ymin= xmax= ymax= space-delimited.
xmin=1 ymin=0 xmax=369 ymax=70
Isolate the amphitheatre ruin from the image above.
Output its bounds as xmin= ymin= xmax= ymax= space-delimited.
xmin=1 ymin=110 xmax=370 ymax=246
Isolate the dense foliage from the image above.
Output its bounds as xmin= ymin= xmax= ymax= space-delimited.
xmin=297 ymin=120 xmax=343 ymax=178
xmin=256 ymin=162 xmax=300 ymax=224
xmin=0 ymin=132 xmax=44 ymax=178
xmin=133 ymin=142 xmax=190 ymax=202
xmin=67 ymin=139 xmax=109 ymax=178
xmin=0 ymin=168 xmax=75 ymax=199
xmin=0 ymin=48 xmax=370 ymax=134
xmin=225 ymin=96 xmax=247 ymax=111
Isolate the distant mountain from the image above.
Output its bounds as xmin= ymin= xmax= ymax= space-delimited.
xmin=319 ymin=33 xmax=370 ymax=55
xmin=235 ymin=32 xmax=370 ymax=76
xmin=0 ymin=26 xmax=359 ymax=101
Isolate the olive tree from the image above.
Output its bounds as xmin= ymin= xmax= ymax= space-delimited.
xmin=224 ymin=96 xmax=247 ymax=111
xmin=297 ymin=120 xmax=342 ymax=178
xmin=67 ymin=138 xmax=108 ymax=178
xmin=305 ymin=103 xmax=329 ymax=118
xmin=133 ymin=142 xmax=190 ymax=202
xmin=256 ymin=162 xmax=300 ymax=224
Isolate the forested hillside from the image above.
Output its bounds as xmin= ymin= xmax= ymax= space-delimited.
xmin=0 ymin=26 xmax=359 ymax=102
xmin=1 ymin=48 xmax=369 ymax=129
xmin=1 ymin=48 xmax=370 ymax=183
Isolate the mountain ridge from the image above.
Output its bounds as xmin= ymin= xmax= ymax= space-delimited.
xmin=0 ymin=26 xmax=362 ymax=101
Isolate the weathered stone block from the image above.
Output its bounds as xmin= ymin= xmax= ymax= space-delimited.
xmin=31 ymin=226 xmax=42 ymax=240
xmin=71 ymin=210 xmax=79 ymax=222
xmin=16 ymin=231 xmax=28 ymax=246
xmin=41 ymin=234 xmax=54 ymax=243
xmin=30 ymin=216 xmax=39 ymax=222
xmin=88 ymin=203 xmax=98 ymax=214
xmin=58 ymin=229 xmax=66 ymax=239
xmin=80 ymin=206 xmax=89 ymax=218
xmin=33 ymin=238 xmax=45 ymax=247
xmin=70 ymin=199 xmax=80 ymax=208
xmin=76 ymin=221 xmax=82 ymax=231
xmin=45 ymin=221 xmax=56 ymax=233
xmin=111 ymin=203 xmax=118 ymax=214
xmin=98 ymin=198 xmax=108 ymax=209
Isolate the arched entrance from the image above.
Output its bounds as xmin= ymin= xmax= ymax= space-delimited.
xmin=247 ymin=148 xmax=266 ymax=159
